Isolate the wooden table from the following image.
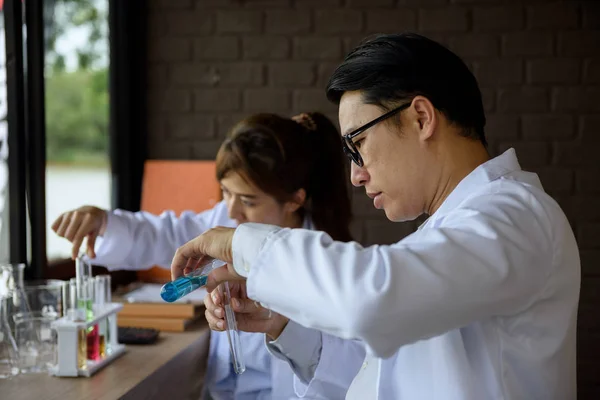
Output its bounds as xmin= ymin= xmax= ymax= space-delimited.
xmin=0 ymin=321 xmax=210 ymax=400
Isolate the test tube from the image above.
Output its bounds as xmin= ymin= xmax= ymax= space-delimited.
xmin=160 ymin=260 xmax=245 ymax=374
xmin=102 ymin=274 xmax=114 ymax=354
xmin=69 ymin=278 xmax=87 ymax=370
xmin=68 ymin=278 xmax=84 ymax=322
xmin=86 ymin=278 xmax=100 ymax=361
xmin=104 ymin=274 xmax=112 ymax=303
xmin=94 ymin=276 xmax=107 ymax=358
xmin=61 ymin=279 xmax=69 ymax=318
xmin=75 ymin=256 xmax=93 ymax=320
xmin=160 ymin=259 xmax=224 ymax=303
xmin=76 ymin=256 xmax=100 ymax=361
xmin=222 ymin=282 xmax=246 ymax=375
xmin=93 ymin=276 xmax=106 ymax=311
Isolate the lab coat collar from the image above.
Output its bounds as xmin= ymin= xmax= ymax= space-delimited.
xmin=420 ymin=148 xmax=523 ymax=229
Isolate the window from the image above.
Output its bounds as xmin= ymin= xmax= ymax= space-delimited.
xmin=2 ymin=0 xmax=147 ymax=279
xmin=44 ymin=0 xmax=110 ymax=261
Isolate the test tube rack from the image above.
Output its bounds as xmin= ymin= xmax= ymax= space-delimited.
xmin=50 ymin=302 xmax=125 ymax=377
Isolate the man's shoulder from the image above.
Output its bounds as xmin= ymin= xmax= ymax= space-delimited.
xmin=462 ymin=173 xmax=564 ymax=221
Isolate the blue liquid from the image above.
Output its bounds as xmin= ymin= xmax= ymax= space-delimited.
xmin=160 ymin=274 xmax=208 ymax=303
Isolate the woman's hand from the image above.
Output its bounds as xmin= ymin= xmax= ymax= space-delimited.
xmin=204 ymin=282 xmax=289 ymax=340
xmin=51 ymin=205 xmax=107 ymax=259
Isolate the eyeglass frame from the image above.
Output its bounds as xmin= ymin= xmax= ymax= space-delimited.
xmin=342 ymin=102 xmax=411 ymax=167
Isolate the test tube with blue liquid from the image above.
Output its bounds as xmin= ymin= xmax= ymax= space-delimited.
xmin=160 ymin=259 xmax=246 ymax=374
xmin=160 ymin=260 xmax=215 ymax=303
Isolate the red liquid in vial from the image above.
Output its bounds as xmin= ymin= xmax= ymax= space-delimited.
xmin=87 ymin=324 xmax=100 ymax=361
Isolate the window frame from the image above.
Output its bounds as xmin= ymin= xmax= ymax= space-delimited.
xmin=4 ymin=0 xmax=28 ymax=273
xmin=3 ymin=0 xmax=148 ymax=284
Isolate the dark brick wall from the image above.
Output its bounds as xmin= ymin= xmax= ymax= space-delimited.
xmin=146 ymin=0 xmax=600 ymax=396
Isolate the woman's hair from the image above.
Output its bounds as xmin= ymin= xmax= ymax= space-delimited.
xmin=216 ymin=112 xmax=353 ymax=242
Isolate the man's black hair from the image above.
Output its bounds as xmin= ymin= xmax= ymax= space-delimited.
xmin=326 ymin=33 xmax=487 ymax=145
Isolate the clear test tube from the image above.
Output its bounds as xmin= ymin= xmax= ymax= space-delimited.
xmin=68 ymin=278 xmax=83 ymax=321
xmin=75 ymin=256 xmax=93 ymax=319
xmin=69 ymin=278 xmax=87 ymax=370
xmin=61 ymin=279 xmax=69 ymax=318
xmin=104 ymin=274 xmax=112 ymax=304
xmin=221 ymin=282 xmax=246 ymax=375
xmin=94 ymin=276 xmax=106 ymax=310
xmin=99 ymin=274 xmax=114 ymax=354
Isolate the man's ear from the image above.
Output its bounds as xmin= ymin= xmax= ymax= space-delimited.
xmin=411 ymin=96 xmax=437 ymax=142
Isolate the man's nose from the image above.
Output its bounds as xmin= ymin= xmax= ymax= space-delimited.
xmin=350 ymin=162 xmax=369 ymax=187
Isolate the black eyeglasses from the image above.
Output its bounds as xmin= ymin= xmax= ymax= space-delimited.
xmin=342 ymin=103 xmax=411 ymax=167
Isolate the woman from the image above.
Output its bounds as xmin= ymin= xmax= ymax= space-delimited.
xmin=52 ymin=112 xmax=354 ymax=399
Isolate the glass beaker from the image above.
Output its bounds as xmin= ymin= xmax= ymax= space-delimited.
xmin=22 ymin=280 xmax=66 ymax=318
xmin=0 ymin=263 xmax=25 ymax=299
xmin=13 ymin=311 xmax=58 ymax=374
xmin=1 ymin=264 xmax=30 ymax=336
xmin=0 ymin=296 xmax=19 ymax=379
xmin=4 ymin=280 xmax=65 ymax=374
xmin=4 ymin=280 xmax=66 ymax=336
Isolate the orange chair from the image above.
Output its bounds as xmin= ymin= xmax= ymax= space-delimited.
xmin=135 ymin=160 xmax=221 ymax=283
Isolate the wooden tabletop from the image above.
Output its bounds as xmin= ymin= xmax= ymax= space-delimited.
xmin=0 ymin=320 xmax=210 ymax=400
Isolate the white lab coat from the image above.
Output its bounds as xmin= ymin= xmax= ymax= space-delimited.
xmin=268 ymin=320 xmax=365 ymax=399
xmin=90 ymin=201 xmax=307 ymax=399
xmin=231 ymin=149 xmax=581 ymax=399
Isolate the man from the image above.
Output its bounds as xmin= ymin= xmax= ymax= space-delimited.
xmin=172 ymin=33 xmax=580 ymax=399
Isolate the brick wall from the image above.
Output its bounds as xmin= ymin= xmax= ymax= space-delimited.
xmin=146 ymin=0 xmax=600 ymax=396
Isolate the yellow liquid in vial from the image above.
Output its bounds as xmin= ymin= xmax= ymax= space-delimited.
xmin=99 ymin=335 xmax=106 ymax=358
xmin=78 ymin=329 xmax=87 ymax=370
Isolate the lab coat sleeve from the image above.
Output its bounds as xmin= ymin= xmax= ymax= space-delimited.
xmin=91 ymin=201 xmax=232 ymax=271
xmin=267 ymin=320 xmax=322 ymax=384
xmin=205 ymin=330 xmax=272 ymax=400
xmin=267 ymin=321 xmax=364 ymax=399
xmin=292 ymin=334 xmax=365 ymax=399
xmin=234 ymin=190 xmax=554 ymax=358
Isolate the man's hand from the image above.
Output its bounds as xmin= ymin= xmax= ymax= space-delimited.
xmin=204 ymin=282 xmax=289 ymax=340
xmin=171 ymin=226 xmax=237 ymax=280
